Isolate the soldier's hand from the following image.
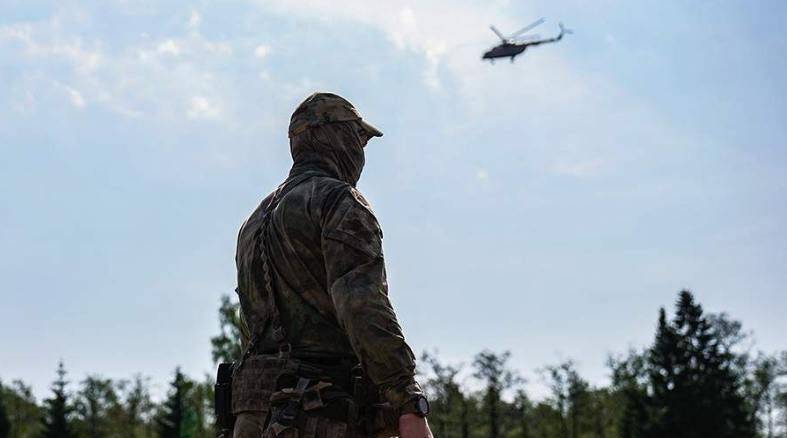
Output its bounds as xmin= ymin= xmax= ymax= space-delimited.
xmin=398 ymin=413 xmax=433 ymax=438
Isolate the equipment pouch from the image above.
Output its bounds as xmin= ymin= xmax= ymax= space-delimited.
xmin=215 ymin=362 xmax=236 ymax=438
xmin=232 ymin=355 xmax=291 ymax=414
xmin=265 ymin=375 xmax=353 ymax=438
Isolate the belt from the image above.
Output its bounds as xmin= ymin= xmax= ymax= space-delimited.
xmin=251 ymin=350 xmax=359 ymax=395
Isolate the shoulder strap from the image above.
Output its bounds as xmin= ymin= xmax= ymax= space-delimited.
xmin=237 ymin=173 xmax=317 ymax=367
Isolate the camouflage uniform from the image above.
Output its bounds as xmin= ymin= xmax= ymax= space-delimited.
xmin=232 ymin=93 xmax=423 ymax=438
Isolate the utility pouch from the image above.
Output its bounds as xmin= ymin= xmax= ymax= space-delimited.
xmin=265 ymin=374 xmax=354 ymax=438
xmin=215 ymin=362 xmax=236 ymax=438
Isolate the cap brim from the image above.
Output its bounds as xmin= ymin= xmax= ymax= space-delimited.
xmin=359 ymin=119 xmax=383 ymax=137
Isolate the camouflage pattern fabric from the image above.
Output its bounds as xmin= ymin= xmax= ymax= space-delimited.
xmin=233 ymin=93 xmax=422 ymax=434
xmin=233 ymin=410 xmax=353 ymax=438
xmin=288 ymin=93 xmax=383 ymax=139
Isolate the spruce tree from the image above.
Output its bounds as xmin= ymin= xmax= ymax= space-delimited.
xmin=646 ymin=290 xmax=755 ymax=438
xmin=41 ymin=361 xmax=74 ymax=438
xmin=156 ymin=368 xmax=193 ymax=438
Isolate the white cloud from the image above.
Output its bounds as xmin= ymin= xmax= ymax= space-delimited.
xmin=0 ymin=14 xmax=243 ymax=124
xmin=0 ymin=0 xmax=669 ymax=167
xmin=187 ymin=96 xmax=220 ymax=119
xmin=0 ymin=21 xmax=102 ymax=73
xmin=258 ymin=0 xmax=587 ymax=108
xmin=254 ymin=44 xmax=271 ymax=59
xmin=157 ymin=39 xmax=181 ymax=55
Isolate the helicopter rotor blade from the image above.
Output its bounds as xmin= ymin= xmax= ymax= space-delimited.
xmin=489 ymin=25 xmax=507 ymax=42
xmin=509 ymin=17 xmax=545 ymax=39
xmin=513 ymin=34 xmax=542 ymax=43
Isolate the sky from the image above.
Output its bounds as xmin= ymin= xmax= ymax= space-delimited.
xmin=1 ymin=0 xmax=786 ymax=401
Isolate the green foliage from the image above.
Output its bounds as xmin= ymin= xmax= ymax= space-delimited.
xmin=40 ymin=362 xmax=74 ymax=438
xmin=156 ymin=368 xmax=190 ymax=438
xmin=0 ymin=381 xmax=11 ymax=438
xmin=420 ymin=351 xmax=466 ymax=437
xmin=2 ymin=289 xmax=785 ymax=438
xmin=609 ymin=351 xmax=650 ymax=438
xmin=210 ymin=294 xmax=244 ymax=365
xmin=2 ymin=379 xmax=42 ymax=438
xmin=73 ymin=376 xmax=122 ymax=438
xmin=473 ymin=350 xmax=522 ymax=438
xmin=119 ymin=375 xmax=157 ymax=438
xmin=647 ymin=290 xmax=755 ymax=437
xmin=155 ymin=369 xmax=213 ymax=438
xmin=745 ymin=352 xmax=787 ymax=437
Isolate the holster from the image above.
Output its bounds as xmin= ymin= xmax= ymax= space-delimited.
xmin=214 ymin=362 xmax=236 ymax=438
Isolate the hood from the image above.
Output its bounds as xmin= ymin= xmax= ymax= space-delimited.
xmin=288 ymin=121 xmax=366 ymax=186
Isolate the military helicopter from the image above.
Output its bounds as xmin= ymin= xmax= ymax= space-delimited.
xmin=482 ymin=18 xmax=572 ymax=63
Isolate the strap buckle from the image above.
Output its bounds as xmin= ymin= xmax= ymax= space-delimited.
xmin=278 ymin=343 xmax=292 ymax=359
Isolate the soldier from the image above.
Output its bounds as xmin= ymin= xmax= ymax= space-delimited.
xmin=231 ymin=93 xmax=433 ymax=438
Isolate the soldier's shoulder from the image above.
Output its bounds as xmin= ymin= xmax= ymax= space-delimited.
xmin=347 ymin=186 xmax=374 ymax=212
xmin=238 ymin=192 xmax=274 ymax=235
xmin=299 ymin=177 xmax=374 ymax=215
xmin=334 ymin=184 xmax=376 ymax=218
xmin=321 ymin=185 xmax=384 ymax=256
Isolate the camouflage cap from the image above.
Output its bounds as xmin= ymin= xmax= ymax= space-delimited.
xmin=288 ymin=92 xmax=383 ymax=139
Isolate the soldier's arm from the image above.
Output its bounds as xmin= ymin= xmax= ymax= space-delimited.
xmin=321 ymin=187 xmax=424 ymax=409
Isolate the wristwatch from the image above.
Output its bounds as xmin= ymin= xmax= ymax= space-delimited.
xmin=399 ymin=395 xmax=430 ymax=418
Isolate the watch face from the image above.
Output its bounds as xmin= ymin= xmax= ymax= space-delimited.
xmin=416 ymin=397 xmax=430 ymax=416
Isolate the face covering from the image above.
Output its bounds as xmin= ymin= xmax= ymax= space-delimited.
xmin=289 ymin=121 xmax=367 ymax=186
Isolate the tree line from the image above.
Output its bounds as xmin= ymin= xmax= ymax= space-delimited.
xmin=2 ymin=290 xmax=786 ymax=437
xmin=1 ymin=364 xmax=214 ymax=438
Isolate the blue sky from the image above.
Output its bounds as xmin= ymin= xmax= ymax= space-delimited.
xmin=1 ymin=0 xmax=786 ymax=400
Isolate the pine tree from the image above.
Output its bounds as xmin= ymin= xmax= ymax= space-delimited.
xmin=0 ymin=381 xmax=11 ymax=438
xmin=156 ymin=368 xmax=193 ymax=438
xmin=647 ymin=307 xmax=678 ymax=436
xmin=40 ymin=361 xmax=74 ymax=438
xmin=646 ymin=290 xmax=755 ymax=438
